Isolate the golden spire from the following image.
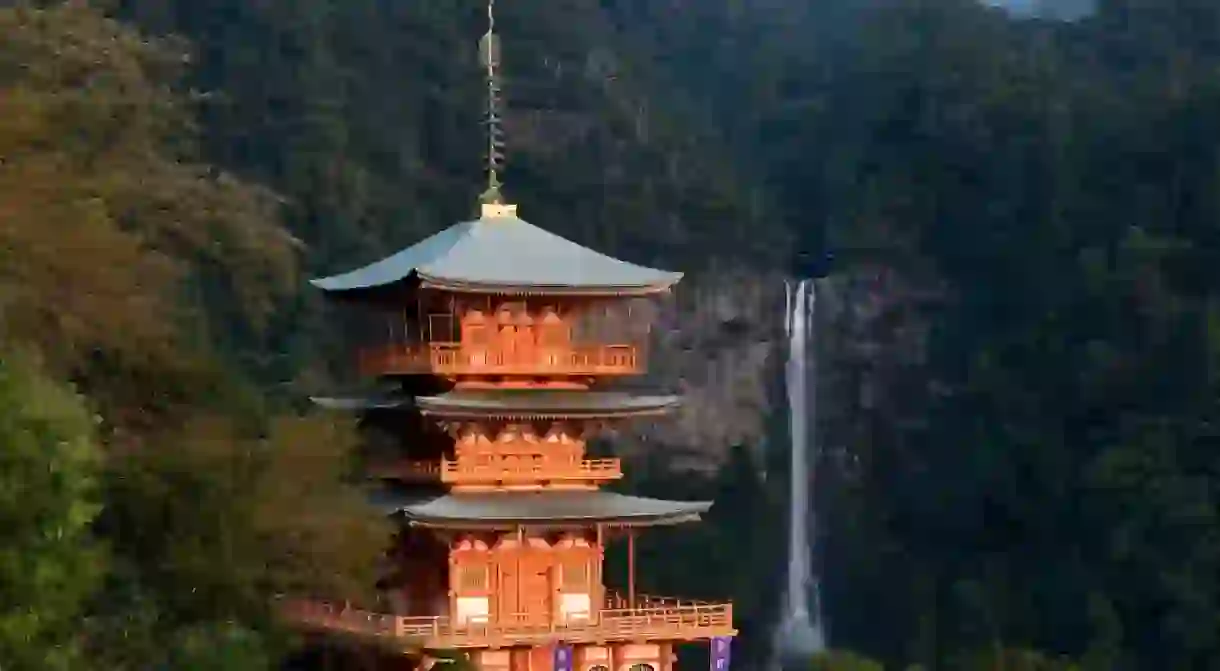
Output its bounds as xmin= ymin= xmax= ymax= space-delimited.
xmin=478 ymin=0 xmax=516 ymax=218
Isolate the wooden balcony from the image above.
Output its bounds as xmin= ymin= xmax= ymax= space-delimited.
xmin=279 ymin=596 xmax=735 ymax=649
xmin=366 ymin=458 xmax=623 ymax=488
xmin=366 ymin=460 xmax=442 ymax=482
xmin=357 ymin=343 xmax=642 ymax=377
xmin=444 ymin=457 xmax=623 ymax=489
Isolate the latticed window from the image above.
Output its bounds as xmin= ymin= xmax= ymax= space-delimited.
xmin=457 ymin=564 xmax=488 ymax=592
xmin=537 ymin=318 xmax=570 ymax=348
xmin=465 ymin=324 xmax=489 ymax=345
xmin=560 ymin=560 xmax=589 ymax=591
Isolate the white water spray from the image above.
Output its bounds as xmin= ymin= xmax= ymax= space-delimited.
xmin=774 ymin=279 xmax=827 ymax=662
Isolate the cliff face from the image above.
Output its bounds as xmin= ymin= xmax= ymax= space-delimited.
xmin=625 ymin=268 xmax=788 ymax=472
xmin=633 ymin=268 xmax=923 ymax=474
xmin=610 ymin=262 xmax=933 ymax=479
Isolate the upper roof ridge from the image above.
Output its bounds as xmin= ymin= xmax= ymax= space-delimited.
xmin=480 ymin=201 xmax=519 ymax=219
xmin=310 ymin=214 xmax=682 ymax=296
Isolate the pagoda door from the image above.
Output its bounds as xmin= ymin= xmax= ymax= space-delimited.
xmin=529 ymin=645 xmax=554 ymax=671
xmin=498 ymin=563 xmax=522 ymax=625
xmin=520 ymin=562 xmax=552 ymax=626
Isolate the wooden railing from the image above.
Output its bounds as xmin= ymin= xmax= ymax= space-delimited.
xmin=366 ymin=458 xmax=623 ymax=486
xmin=443 ymin=457 xmax=622 ymax=486
xmin=604 ymin=593 xmax=719 ymax=610
xmin=366 ymin=460 xmax=442 ymax=481
xmin=357 ymin=342 xmax=641 ymax=377
xmin=279 ymin=597 xmax=734 ymax=649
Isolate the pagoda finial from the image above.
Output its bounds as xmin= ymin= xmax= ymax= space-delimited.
xmin=479 ymin=0 xmax=511 ymax=214
xmin=479 ymin=183 xmax=503 ymax=205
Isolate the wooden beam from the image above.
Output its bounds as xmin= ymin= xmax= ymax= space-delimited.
xmin=516 ymin=525 xmax=524 ymax=625
xmin=627 ymin=529 xmax=636 ymax=609
xmin=595 ymin=523 xmax=605 ymax=621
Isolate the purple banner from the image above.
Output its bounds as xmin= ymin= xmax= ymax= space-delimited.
xmin=553 ymin=643 xmax=574 ymax=671
xmin=711 ymin=636 xmax=732 ymax=671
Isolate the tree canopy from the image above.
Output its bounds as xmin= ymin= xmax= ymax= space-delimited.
xmin=0 ymin=350 xmax=103 ymax=671
xmin=0 ymin=4 xmax=385 ymax=668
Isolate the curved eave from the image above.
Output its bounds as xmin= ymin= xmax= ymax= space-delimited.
xmin=309 ymin=272 xmax=681 ymax=298
xmin=415 ymin=393 xmax=682 ymax=420
xmin=373 ymin=491 xmax=712 ymax=530
xmin=415 ymin=406 xmax=679 ymax=421
xmin=307 ymin=216 xmax=684 ymax=297
xmin=310 ymin=395 xmax=410 ymax=411
xmin=404 ymin=513 xmax=705 ymax=530
xmin=308 ymin=275 xmax=401 ymax=292
xmin=416 ymin=272 xmax=682 ymax=297
xmin=308 ymin=273 xmax=420 ymax=297
xmin=309 ymin=394 xmax=681 ymax=418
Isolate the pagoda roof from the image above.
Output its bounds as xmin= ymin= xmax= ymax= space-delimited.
xmin=416 ymin=390 xmax=681 ymax=419
xmin=310 ymin=214 xmax=682 ymax=296
xmin=310 ymin=390 xmax=680 ymax=419
xmin=310 ymin=395 xmax=410 ymax=411
xmin=371 ymin=489 xmax=711 ymax=529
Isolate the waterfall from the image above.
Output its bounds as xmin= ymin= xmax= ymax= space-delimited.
xmin=773 ymin=278 xmax=827 ymax=663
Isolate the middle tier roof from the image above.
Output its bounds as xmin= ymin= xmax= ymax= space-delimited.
xmin=371 ymin=488 xmax=712 ymax=529
xmin=311 ymin=389 xmax=681 ymax=420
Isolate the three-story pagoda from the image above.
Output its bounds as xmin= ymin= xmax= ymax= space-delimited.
xmin=283 ymin=1 xmax=735 ymax=667
xmin=287 ymin=196 xmax=736 ymax=670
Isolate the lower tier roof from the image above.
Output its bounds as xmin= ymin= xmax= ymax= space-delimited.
xmin=370 ymin=489 xmax=711 ymax=529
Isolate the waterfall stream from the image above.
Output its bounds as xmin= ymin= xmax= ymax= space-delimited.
xmin=773 ymin=278 xmax=827 ymax=663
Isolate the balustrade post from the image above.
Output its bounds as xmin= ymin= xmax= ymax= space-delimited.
xmin=627 ymin=529 xmax=636 ymax=609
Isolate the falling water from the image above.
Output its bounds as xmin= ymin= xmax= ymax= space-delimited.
xmin=773 ymin=279 xmax=827 ymax=664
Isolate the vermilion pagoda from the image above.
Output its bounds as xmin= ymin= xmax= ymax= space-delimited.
xmin=284 ymin=197 xmax=736 ymax=670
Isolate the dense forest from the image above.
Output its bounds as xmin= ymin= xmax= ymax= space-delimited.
xmin=3 ymin=0 xmax=1220 ymax=669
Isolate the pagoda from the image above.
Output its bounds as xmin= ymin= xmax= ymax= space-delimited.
xmin=282 ymin=2 xmax=735 ymax=669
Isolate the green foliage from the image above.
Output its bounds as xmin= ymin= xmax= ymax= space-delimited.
xmin=0 ymin=350 xmax=104 ymax=670
xmin=0 ymin=4 xmax=386 ymax=669
xmin=162 ymin=622 xmax=272 ymax=671
xmin=765 ymin=1 xmax=1220 ymax=669
xmin=100 ymin=415 xmax=388 ymax=625
xmin=811 ymin=649 xmax=886 ymax=671
xmin=948 ymin=648 xmax=1081 ymax=671
xmin=0 ymin=2 xmax=296 ymax=377
xmin=430 ymin=649 xmax=480 ymax=671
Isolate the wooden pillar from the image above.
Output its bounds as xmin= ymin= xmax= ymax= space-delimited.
xmin=595 ymin=524 xmax=605 ymax=618
xmin=449 ymin=546 xmax=458 ymax=623
xmin=516 ymin=525 xmax=524 ymax=624
xmin=627 ymin=528 xmax=636 ymax=609
xmin=414 ymin=295 xmax=422 ymax=343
